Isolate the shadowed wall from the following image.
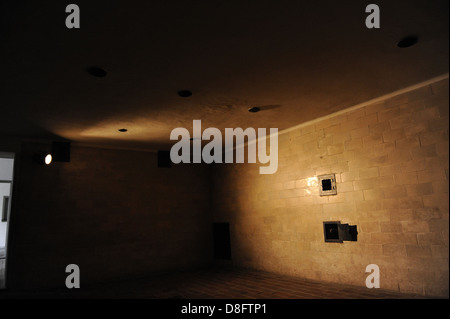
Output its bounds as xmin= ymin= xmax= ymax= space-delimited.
xmin=7 ymin=145 xmax=212 ymax=289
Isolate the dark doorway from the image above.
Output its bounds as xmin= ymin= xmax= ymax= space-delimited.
xmin=213 ymin=223 xmax=231 ymax=260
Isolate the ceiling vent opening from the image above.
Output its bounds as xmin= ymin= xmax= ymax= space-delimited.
xmin=177 ymin=90 xmax=192 ymax=97
xmin=397 ymin=35 xmax=418 ymax=48
xmin=87 ymin=66 xmax=107 ymax=77
xmin=248 ymin=107 xmax=261 ymax=113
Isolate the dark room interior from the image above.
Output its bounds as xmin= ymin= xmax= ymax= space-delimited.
xmin=0 ymin=0 xmax=448 ymax=307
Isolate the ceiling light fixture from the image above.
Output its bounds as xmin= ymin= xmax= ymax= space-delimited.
xmin=177 ymin=90 xmax=192 ymax=97
xmin=397 ymin=35 xmax=418 ymax=48
xmin=248 ymin=107 xmax=261 ymax=113
xmin=87 ymin=66 xmax=107 ymax=77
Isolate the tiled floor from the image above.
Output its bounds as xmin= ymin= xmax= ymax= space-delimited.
xmin=0 ymin=266 xmax=432 ymax=299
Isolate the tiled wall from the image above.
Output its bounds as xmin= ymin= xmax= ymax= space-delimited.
xmin=212 ymin=77 xmax=449 ymax=297
xmin=7 ymin=145 xmax=213 ymax=289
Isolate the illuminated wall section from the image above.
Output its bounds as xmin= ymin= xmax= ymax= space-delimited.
xmin=211 ymin=77 xmax=449 ymax=297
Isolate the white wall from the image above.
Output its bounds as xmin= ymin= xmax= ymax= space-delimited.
xmin=0 ymin=183 xmax=11 ymax=247
xmin=0 ymin=158 xmax=14 ymax=181
xmin=0 ymin=158 xmax=14 ymax=248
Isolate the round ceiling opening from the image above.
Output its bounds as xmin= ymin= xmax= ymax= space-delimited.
xmin=248 ymin=106 xmax=261 ymax=113
xmin=87 ymin=66 xmax=107 ymax=77
xmin=397 ymin=36 xmax=418 ymax=48
xmin=177 ymin=90 xmax=192 ymax=97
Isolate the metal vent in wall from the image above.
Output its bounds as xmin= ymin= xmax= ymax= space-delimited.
xmin=157 ymin=150 xmax=172 ymax=168
xmin=323 ymin=221 xmax=358 ymax=243
xmin=318 ymin=174 xmax=337 ymax=196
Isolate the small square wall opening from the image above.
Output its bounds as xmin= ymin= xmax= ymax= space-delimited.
xmin=323 ymin=221 xmax=358 ymax=243
xmin=322 ymin=179 xmax=332 ymax=191
xmin=157 ymin=150 xmax=172 ymax=168
xmin=323 ymin=221 xmax=343 ymax=243
xmin=318 ymin=174 xmax=337 ymax=196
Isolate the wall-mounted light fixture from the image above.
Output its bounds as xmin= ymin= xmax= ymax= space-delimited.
xmin=33 ymin=142 xmax=70 ymax=165
xmin=33 ymin=152 xmax=52 ymax=165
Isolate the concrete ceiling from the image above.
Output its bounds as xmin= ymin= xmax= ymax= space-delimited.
xmin=0 ymin=0 xmax=448 ymax=150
